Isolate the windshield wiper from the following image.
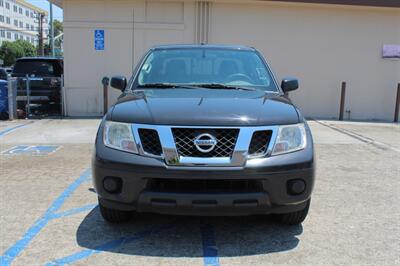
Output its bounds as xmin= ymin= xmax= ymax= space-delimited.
xmin=192 ymin=83 xmax=257 ymax=91
xmin=137 ymin=83 xmax=197 ymax=89
xmin=138 ymin=83 xmax=257 ymax=91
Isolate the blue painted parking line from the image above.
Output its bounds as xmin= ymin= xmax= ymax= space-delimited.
xmin=0 ymin=169 xmax=91 ymax=266
xmin=200 ymin=222 xmax=220 ymax=266
xmin=0 ymin=122 xmax=34 ymax=137
xmin=0 ymin=164 xmax=222 ymax=266
xmin=45 ymin=220 xmax=180 ymax=266
xmin=50 ymin=204 xmax=98 ymax=219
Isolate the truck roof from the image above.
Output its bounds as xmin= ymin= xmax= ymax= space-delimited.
xmin=16 ymin=57 xmax=63 ymax=61
xmin=151 ymin=44 xmax=255 ymax=51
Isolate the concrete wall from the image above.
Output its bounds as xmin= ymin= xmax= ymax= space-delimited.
xmin=63 ymin=0 xmax=195 ymax=116
xmin=209 ymin=1 xmax=400 ymax=121
xmin=62 ymin=0 xmax=400 ymax=121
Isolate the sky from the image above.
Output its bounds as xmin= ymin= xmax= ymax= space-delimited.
xmin=26 ymin=0 xmax=63 ymax=21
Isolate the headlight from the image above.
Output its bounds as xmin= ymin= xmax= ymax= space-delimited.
xmin=103 ymin=121 xmax=138 ymax=154
xmin=272 ymin=124 xmax=307 ymax=155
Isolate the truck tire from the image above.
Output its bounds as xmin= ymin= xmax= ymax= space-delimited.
xmin=99 ymin=200 xmax=132 ymax=223
xmin=275 ymin=199 xmax=311 ymax=225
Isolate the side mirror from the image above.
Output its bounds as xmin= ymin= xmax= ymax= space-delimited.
xmin=110 ymin=76 xmax=127 ymax=91
xmin=281 ymin=77 xmax=299 ymax=93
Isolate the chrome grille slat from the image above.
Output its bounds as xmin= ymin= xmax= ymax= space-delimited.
xmin=172 ymin=128 xmax=239 ymax=158
xmin=132 ymin=124 xmax=279 ymax=167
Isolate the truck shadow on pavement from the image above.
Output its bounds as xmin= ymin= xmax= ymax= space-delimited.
xmin=76 ymin=207 xmax=303 ymax=258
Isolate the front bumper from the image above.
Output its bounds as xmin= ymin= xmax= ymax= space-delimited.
xmin=93 ymin=123 xmax=315 ymax=216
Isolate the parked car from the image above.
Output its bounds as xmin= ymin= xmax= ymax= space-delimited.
xmin=12 ymin=57 xmax=63 ymax=116
xmin=0 ymin=68 xmax=8 ymax=80
xmin=93 ymin=44 xmax=315 ymax=225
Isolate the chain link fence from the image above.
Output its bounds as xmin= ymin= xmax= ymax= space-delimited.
xmin=5 ymin=75 xmax=65 ymax=119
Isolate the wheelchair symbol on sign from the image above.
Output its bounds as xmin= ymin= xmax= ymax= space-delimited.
xmin=95 ymin=30 xmax=105 ymax=51
xmin=1 ymin=145 xmax=61 ymax=156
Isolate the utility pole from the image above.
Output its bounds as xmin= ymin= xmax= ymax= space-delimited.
xmin=49 ymin=2 xmax=55 ymax=56
xmin=38 ymin=13 xmax=45 ymax=56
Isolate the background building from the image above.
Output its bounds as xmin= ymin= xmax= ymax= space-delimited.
xmin=0 ymin=0 xmax=48 ymax=46
xmin=50 ymin=0 xmax=399 ymax=121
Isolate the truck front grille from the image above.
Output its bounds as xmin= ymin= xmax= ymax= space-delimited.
xmin=248 ymin=130 xmax=273 ymax=156
xmin=138 ymin=129 xmax=163 ymax=156
xmin=172 ymin=128 xmax=239 ymax=158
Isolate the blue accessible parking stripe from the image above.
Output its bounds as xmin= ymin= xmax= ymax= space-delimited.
xmin=50 ymin=204 xmax=98 ymax=219
xmin=0 ymin=122 xmax=34 ymax=137
xmin=200 ymin=222 xmax=220 ymax=266
xmin=45 ymin=221 xmax=180 ymax=266
xmin=0 ymin=169 xmax=91 ymax=266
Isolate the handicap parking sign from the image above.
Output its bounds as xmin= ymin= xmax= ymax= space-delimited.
xmin=94 ymin=29 xmax=105 ymax=51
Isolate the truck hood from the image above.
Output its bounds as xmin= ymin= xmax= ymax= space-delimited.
xmin=111 ymin=89 xmax=300 ymax=126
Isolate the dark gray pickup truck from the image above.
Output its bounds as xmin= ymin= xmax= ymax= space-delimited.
xmin=93 ymin=44 xmax=314 ymax=225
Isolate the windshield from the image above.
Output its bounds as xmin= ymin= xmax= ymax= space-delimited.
xmin=136 ymin=48 xmax=278 ymax=92
xmin=13 ymin=60 xmax=62 ymax=77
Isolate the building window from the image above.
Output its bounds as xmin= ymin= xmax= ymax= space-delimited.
xmin=1 ymin=31 xmax=5 ymax=38
xmin=14 ymin=33 xmax=17 ymax=40
xmin=13 ymin=5 xmax=17 ymax=12
xmin=31 ymin=25 xmax=34 ymax=31
xmin=14 ymin=19 xmax=18 ymax=27
xmin=19 ymin=7 xmax=22 ymax=14
xmin=7 ymin=32 xmax=11 ymax=39
xmin=0 ymin=15 xmax=4 ymax=23
xmin=26 ymin=10 xmax=29 ymax=17
xmin=26 ymin=23 xmax=29 ymax=30
xmin=6 ymin=17 xmax=10 ymax=24
xmin=5 ymin=2 xmax=9 ymax=9
xmin=19 ymin=21 xmax=23 ymax=28
xmin=0 ymin=0 xmax=3 ymax=7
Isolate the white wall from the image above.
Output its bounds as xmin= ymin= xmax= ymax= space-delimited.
xmin=63 ymin=0 xmax=195 ymax=116
xmin=209 ymin=2 xmax=400 ymax=121
xmin=62 ymin=0 xmax=400 ymax=121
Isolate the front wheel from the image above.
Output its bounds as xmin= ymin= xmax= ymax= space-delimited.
xmin=274 ymin=199 xmax=311 ymax=225
xmin=99 ymin=199 xmax=132 ymax=223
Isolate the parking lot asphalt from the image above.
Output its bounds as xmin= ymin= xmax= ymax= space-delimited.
xmin=0 ymin=119 xmax=399 ymax=266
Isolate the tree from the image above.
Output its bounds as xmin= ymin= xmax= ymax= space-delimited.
xmin=15 ymin=40 xmax=36 ymax=57
xmin=47 ymin=19 xmax=63 ymax=56
xmin=53 ymin=20 xmax=63 ymax=37
xmin=0 ymin=40 xmax=37 ymax=66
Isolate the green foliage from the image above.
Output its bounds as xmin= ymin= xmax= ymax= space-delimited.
xmin=0 ymin=40 xmax=37 ymax=66
xmin=53 ymin=20 xmax=63 ymax=37
xmin=15 ymin=40 xmax=36 ymax=57
xmin=52 ymin=20 xmax=63 ymax=53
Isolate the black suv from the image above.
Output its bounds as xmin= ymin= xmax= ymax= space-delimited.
xmin=12 ymin=57 xmax=63 ymax=115
xmin=93 ymin=45 xmax=314 ymax=225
